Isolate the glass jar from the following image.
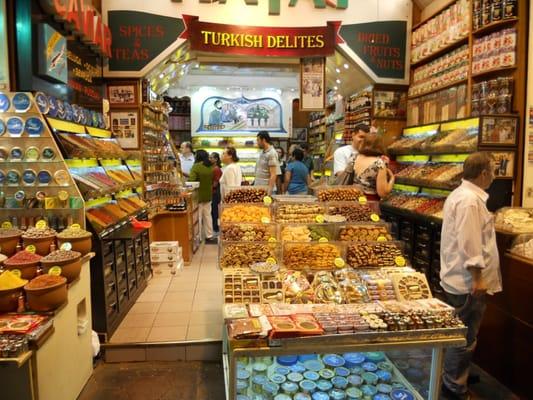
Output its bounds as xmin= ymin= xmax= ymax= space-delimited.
xmin=497 ymin=95 xmax=512 ymax=114
xmin=498 ymin=76 xmax=514 ymax=96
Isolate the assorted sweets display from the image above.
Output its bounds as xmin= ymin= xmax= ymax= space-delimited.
xmin=494 ymin=207 xmax=533 ymax=234
xmin=471 ymin=77 xmax=514 ymax=116
xmin=395 ymin=163 xmax=463 ymax=189
xmin=406 ymin=85 xmax=467 ymax=127
xmin=510 ymin=234 xmax=533 ymax=260
xmin=472 ymin=28 xmax=517 ymax=75
xmin=472 ymin=0 xmax=518 ymax=31
xmin=224 ymin=187 xmax=269 ymax=204
xmin=382 ymin=193 xmax=446 ymax=219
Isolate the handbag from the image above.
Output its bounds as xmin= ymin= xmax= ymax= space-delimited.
xmin=334 ymin=154 xmax=355 ymax=185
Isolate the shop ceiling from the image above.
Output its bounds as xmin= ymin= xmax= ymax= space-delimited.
xmin=147 ymin=46 xmax=372 ymax=98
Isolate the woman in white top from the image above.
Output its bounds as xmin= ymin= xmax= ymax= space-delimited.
xmin=220 ymin=146 xmax=243 ymax=199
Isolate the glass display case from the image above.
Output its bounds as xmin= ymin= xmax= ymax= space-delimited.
xmin=510 ymin=234 xmax=533 ymax=261
xmin=494 ymin=207 xmax=533 ymax=234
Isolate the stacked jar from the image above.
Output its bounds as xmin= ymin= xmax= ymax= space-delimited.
xmin=471 ymin=77 xmax=513 ymax=115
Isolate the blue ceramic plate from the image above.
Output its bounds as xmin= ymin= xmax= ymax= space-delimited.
xmin=37 ymin=170 xmax=52 ymax=185
xmin=0 ymin=170 xmax=5 ymax=184
xmin=277 ymin=355 xmax=298 ymax=366
xmin=303 ymin=360 xmax=324 ymax=372
xmin=0 ymin=118 xmax=5 ymax=136
xmin=22 ymin=169 xmax=36 ymax=185
xmin=35 ymin=92 xmax=49 ymax=114
xmin=6 ymin=117 xmax=24 ymax=136
xmin=391 ymin=389 xmax=415 ymax=400
xmin=0 ymin=93 xmax=10 ymax=112
xmin=10 ymin=147 xmax=23 ymax=160
xmin=322 ymin=354 xmax=345 ymax=368
xmin=56 ymin=99 xmax=66 ymax=120
xmin=41 ymin=147 xmax=56 ymax=161
xmin=48 ymin=96 xmax=58 ymax=117
xmin=12 ymin=93 xmax=31 ymax=112
xmin=6 ymin=170 xmax=20 ymax=185
xmin=25 ymin=117 xmax=44 ymax=137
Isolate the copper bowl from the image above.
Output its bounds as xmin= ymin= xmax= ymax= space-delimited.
xmin=40 ymin=256 xmax=82 ymax=283
xmin=22 ymin=235 xmax=56 ymax=256
xmin=3 ymin=260 xmax=39 ymax=280
xmin=25 ymin=276 xmax=67 ymax=311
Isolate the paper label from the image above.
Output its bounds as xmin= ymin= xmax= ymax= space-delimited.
xmin=377 ymin=236 xmax=387 ymax=242
xmin=11 ymin=269 xmax=21 ymax=278
xmin=334 ymin=257 xmax=345 ymax=268
xmin=60 ymin=242 xmax=72 ymax=251
xmin=25 ymin=245 xmax=36 ymax=253
xmin=70 ymin=223 xmax=81 ymax=230
xmin=36 ymin=219 xmax=47 ymax=229
xmin=395 ymin=256 xmax=407 ymax=267
xmin=263 ymin=196 xmax=272 ymax=205
xmin=268 ymin=237 xmax=277 ymax=243
xmin=266 ymin=257 xmax=277 ymax=265
xmin=318 ymin=237 xmax=329 ymax=243
xmin=48 ymin=266 xmax=62 ymax=276
xmin=358 ymin=196 xmax=368 ymax=205
xmin=315 ymin=214 xmax=325 ymax=224
xmin=370 ymin=214 xmax=380 ymax=222
xmin=261 ymin=216 xmax=271 ymax=224
xmin=1 ymin=221 xmax=12 ymax=229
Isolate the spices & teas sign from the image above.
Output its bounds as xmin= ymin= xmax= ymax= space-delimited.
xmin=181 ymin=15 xmax=342 ymax=57
xmin=39 ymin=0 xmax=112 ymax=58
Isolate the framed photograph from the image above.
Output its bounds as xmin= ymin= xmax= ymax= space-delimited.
xmin=480 ymin=116 xmax=518 ymax=146
xmin=489 ymin=151 xmax=515 ymax=179
xmin=292 ymin=127 xmax=308 ymax=142
xmin=300 ymin=57 xmax=326 ymax=111
xmin=107 ymin=81 xmax=138 ymax=106
xmin=110 ymin=110 xmax=139 ymax=149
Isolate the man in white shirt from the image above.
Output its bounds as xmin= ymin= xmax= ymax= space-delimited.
xmin=333 ymin=124 xmax=370 ymax=176
xmin=254 ymin=131 xmax=281 ymax=195
xmin=179 ymin=142 xmax=195 ymax=178
xmin=440 ymin=152 xmax=502 ymax=400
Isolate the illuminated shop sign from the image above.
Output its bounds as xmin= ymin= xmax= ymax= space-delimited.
xmin=39 ymin=0 xmax=112 ymax=58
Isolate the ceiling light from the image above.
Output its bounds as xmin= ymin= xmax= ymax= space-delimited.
xmin=290 ymin=88 xmax=295 ymax=92
xmin=344 ymin=63 xmax=349 ymax=69
xmin=334 ymin=86 xmax=338 ymax=90
xmin=159 ymin=73 xmax=164 ymax=79
xmin=335 ymin=68 xmax=340 ymax=73
xmin=336 ymin=79 xmax=341 ymax=84
xmin=195 ymin=63 xmax=200 ymax=68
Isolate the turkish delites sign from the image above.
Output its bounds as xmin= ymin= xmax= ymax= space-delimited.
xmin=181 ymin=15 xmax=342 ymax=57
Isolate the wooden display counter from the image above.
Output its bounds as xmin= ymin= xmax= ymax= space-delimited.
xmin=475 ymin=234 xmax=533 ymax=400
xmin=0 ymin=259 xmax=93 ymax=400
xmin=149 ymin=189 xmax=199 ymax=264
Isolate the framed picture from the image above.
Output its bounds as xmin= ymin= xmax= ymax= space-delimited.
xmin=107 ymin=81 xmax=138 ymax=106
xmin=300 ymin=57 xmax=326 ymax=111
xmin=292 ymin=127 xmax=308 ymax=142
xmin=489 ymin=151 xmax=515 ymax=179
xmin=480 ymin=116 xmax=518 ymax=146
xmin=110 ymin=110 xmax=139 ymax=149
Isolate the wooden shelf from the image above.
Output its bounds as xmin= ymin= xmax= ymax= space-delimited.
xmin=411 ymin=35 xmax=469 ymax=67
xmin=412 ymin=0 xmax=457 ymax=30
xmin=395 ymin=177 xmax=458 ymax=191
xmin=473 ymin=17 xmax=519 ymax=37
xmin=408 ymin=78 xmax=468 ymax=100
xmin=471 ymin=65 xmax=517 ymax=80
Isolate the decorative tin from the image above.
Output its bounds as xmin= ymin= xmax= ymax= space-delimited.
xmin=25 ymin=117 xmax=44 ymax=137
xmin=35 ymin=92 xmax=50 ymax=114
xmin=0 ymin=93 xmax=10 ymax=112
xmin=6 ymin=117 xmax=24 ymax=136
xmin=12 ymin=93 xmax=31 ymax=112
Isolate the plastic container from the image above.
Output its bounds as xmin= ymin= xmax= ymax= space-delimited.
xmin=337 ymin=222 xmax=392 ymax=242
xmin=221 ymin=222 xmax=276 ymax=243
xmin=219 ymin=241 xmax=279 ymax=269
xmin=345 ymin=240 xmax=408 ymax=269
xmin=220 ymin=203 xmax=272 ymax=224
xmin=325 ymin=201 xmax=380 ymax=223
xmin=313 ymin=185 xmax=364 ymax=202
xmin=273 ymin=202 xmax=326 ymax=224
xmin=223 ymin=185 xmax=270 ymax=204
xmin=282 ymin=241 xmax=344 ymax=271
xmin=277 ymin=223 xmax=337 ymax=243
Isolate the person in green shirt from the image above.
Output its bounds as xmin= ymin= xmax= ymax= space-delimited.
xmin=189 ymin=149 xmax=216 ymax=244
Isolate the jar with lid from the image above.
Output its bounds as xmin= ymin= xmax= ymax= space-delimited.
xmin=471 ymin=99 xmax=480 ymax=117
xmin=503 ymin=0 xmax=517 ymax=19
xmin=498 ymin=77 xmax=514 ymax=96
xmin=491 ymin=0 xmax=503 ymax=22
xmin=497 ymin=95 xmax=512 ymax=114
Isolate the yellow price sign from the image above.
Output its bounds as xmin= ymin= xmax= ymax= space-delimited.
xmin=395 ymin=256 xmax=407 ymax=267
xmin=48 ymin=266 xmax=62 ymax=276
xmin=263 ymin=196 xmax=272 ymax=205
xmin=25 ymin=245 xmax=36 ymax=254
xmin=70 ymin=223 xmax=81 ymax=230
xmin=268 ymin=237 xmax=277 ymax=243
xmin=370 ymin=214 xmax=380 ymax=222
xmin=36 ymin=220 xmax=47 ymax=229
xmin=334 ymin=257 xmax=346 ymax=268
xmin=266 ymin=257 xmax=277 ymax=265
xmin=377 ymin=235 xmax=387 ymax=242
xmin=358 ymin=196 xmax=368 ymax=205
xmin=261 ymin=216 xmax=271 ymax=224
xmin=315 ymin=214 xmax=325 ymax=224
xmin=1 ymin=221 xmax=12 ymax=229
xmin=318 ymin=237 xmax=329 ymax=243
xmin=11 ymin=269 xmax=21 ymax=278
xmin=60 ymin=242 xmax=72 ymax=251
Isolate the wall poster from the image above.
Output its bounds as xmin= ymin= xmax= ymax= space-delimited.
xmin=110 ymin=110 xmax=139 ymax=149
xmin=37 ymin=23 xmax=68 ymax=84
xmin=300 ymin=57 xmax=325 ymax=111
xmin=196 ymin=96 xmax=286 ymax=134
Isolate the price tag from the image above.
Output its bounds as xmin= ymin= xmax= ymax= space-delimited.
xmin=318 ymin=237 xmax=329 ymax=243
xmin=266 ymin=257 xmax=277 ymax=265
xmin=25 ymin=245 xmax=36 ymax=254
xmin=1 ymin=221 xmax=12 ymax=229
xmin=261 ymin=216 xmax=271 ymax=224
xmin=395 ymin=256 xmax=407 ymax=267
xmin=334 ymin=257 xmax=346 ymax=268
xmin=268 ymin=237 xmax=277 ymax=243
xmin=370 ymin=214 xmax=380 ymax=222
xmin=48 ymin=266 xmax=62 ymax=276
xmin=60 ymin=242 xmax=72 ymax=251
xmin=263 ymin=196 xmax=272 ymax=205
xmin=315 ymin=214 xmax=325 ymax=224
xmin=10 ymin=269 xmax=21 ymax=278
xmin=70 ymin=223 xmax=81 ymax=230
xmin=358 ymin=196 xmax=368 ymax=205
xmin=377 ymin=235 xmax=387 ymax=242
xmin=36 ymin=219 xmax=47 ymax=229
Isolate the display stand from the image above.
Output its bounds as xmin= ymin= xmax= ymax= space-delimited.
xmin=0 ymin=258 xmax=93 ymax=400
xmin=223 ymin=328 xmax=466 ymax=400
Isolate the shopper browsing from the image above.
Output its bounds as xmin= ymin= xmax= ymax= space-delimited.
xmin=254 ymin=131 xmax=281 ymax=195
xmin=276 ymin=147 xmax=287 ymax=195
xmin=299 ymin=142 xmax=314 ymax=176
xmin=333 ymin=124 xmax=370 ymax=176
xmin=220 ymin=147 xmax=243 ymax=199
xmin=179 ymin=142 xmax=195 ymax=178
xmin=189 ymin=150 xmax=217 ymax=244
xmin=209 ymin=152 xmax=222 ymax=234
xmin=440 ymin=152 xmax=502 ymax=400
xmin=283 ymin=148 xmax=311 ymax=195
xmin=352 ymin=134 xmax=395 ymax=200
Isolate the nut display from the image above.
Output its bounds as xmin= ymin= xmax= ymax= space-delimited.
xmin=327 ymin=204 xmax=375 ymax=222
xmin=221 ymin=224 xmax=273 ymax=242
xmin=25 ymin=274 xmax=65 ymax=289
xmin=221 ymin=205 xmax=271 ymax=223
xmin=283 ymin=243 xmax=341 ymax=270
xmin=220 ymin=243 xmax=276 ymax=268
xmin=316 ymin=187 xmax=363 ymax=202
xmin=41 ymin=249 xmax=81 ymax=263
xmin=4 ymin=251 xmax=42 ymax=265
xmin=275 ymin=204 xmax=323 ymax=223
xmin=0 ymin=228 xmax=23 ymax=238
xmin=339 ymin=225 xmax=392 ymax=241
xmin=22 ymin=226 xmax=57 ymax=238
xmin=347 ymin=243 xmax=404 ymax=268
xmin=57 ymin=226 xmax=91 ymax=239
xmin=223 ymin=188 xmax=268 ymax=203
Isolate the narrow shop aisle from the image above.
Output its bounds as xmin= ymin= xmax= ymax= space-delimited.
xmin=110 ymin=244 xmax=223 ymax=343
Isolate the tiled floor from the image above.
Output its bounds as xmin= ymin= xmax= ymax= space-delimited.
xmin=110 ymin=244 xmax=223 ymax=343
